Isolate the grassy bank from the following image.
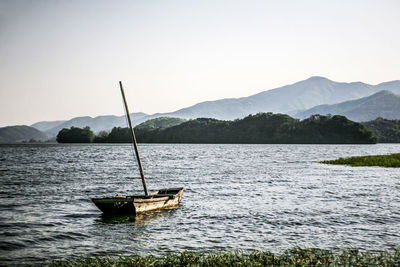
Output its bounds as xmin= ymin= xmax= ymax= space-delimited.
xmin=51 ymin=248 xmax=400 ymax=267
xmin=321 ymin=153 xmax=400 ymax=167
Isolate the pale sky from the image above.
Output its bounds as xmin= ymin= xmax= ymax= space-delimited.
xmin=0 ymin=0 xmax=399 ymax=127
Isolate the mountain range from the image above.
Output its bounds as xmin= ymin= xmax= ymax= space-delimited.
xmin=295 ymin=90 xmax=400 ymax=121
xmin=0 ymin=76 xmax=391 ymax=138
xmin=31 ymin=113 xmax=149 ymax=135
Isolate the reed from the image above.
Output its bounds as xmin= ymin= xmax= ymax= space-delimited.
xmin=51 ymin=247 xmax=400 ymax=267
xmin=321 ymin=153 xmax=400 ymax=167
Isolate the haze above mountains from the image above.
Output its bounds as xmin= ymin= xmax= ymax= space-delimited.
xmin=28 ymin=76 xmax=400 ymax=136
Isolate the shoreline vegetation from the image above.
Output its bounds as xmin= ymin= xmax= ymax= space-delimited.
xmin=321 ymin=153 xmax=400 ymax=167
xmin=51 ymin=248 xmax=400 ymax=267
xmin=56 ymin=113 xmax=378 ymax=144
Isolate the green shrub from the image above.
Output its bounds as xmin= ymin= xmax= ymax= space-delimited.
xmin=321 ymin=153 xmax=400 ymax=167
xmin=51 ymin=248 xmax=400 ymax=267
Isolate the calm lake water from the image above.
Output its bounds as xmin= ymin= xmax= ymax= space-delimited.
xmin=0 ymin=143 xmax=399 ymax=265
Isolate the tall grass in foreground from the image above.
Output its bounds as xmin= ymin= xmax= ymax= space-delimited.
xmin=321 ymin=153 xmax=400 ymax=167
xmin=51 ymin=248 xmax=400 ymax=267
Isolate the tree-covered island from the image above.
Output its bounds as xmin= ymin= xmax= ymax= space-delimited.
xmin=56 ymin=126 xmax=94 ymax=143
xmin=56 ymin=113 xmax=377 ymax=144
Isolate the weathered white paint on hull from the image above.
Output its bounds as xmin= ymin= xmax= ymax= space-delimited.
xmin=92 ymin=188 xmax=184 ymax=215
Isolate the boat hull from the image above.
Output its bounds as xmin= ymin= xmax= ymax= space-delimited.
xmin=92 ymin=187 xmax=184 ymax=215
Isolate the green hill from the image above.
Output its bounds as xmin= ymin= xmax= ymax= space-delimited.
xmin=135 ymin=117 xmax=186 ymax=130
xmin=363 ymin=118 xmax=400 ymax=143
xmin=0 ymin=125 xmax=49 ymax=143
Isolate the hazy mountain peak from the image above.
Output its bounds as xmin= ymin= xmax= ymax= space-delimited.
xmin=375 ymin=80 xmax=400 ymax=86
xmin=304 ymin=76 xmax=332 ymax=82
xmin=31 ymin=120 xmax=66 ymax=132
xmin=294 ymin=90 xmax=400 ymax=121
xmin=372 ymin=90 xmax=395 ymax=96
xmin=374 ymin=80 xmax=400 ymax=95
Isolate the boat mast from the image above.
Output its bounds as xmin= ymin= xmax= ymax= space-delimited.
xmin=119 ymin=81 xmax=149 ymax=196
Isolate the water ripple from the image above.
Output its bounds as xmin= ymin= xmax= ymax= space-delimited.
xmin=0 ymin=143 xmax=399 ymax=264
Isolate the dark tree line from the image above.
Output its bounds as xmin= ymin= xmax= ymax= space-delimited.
xmin=362 ymin=118 xmax=400 ymax=143
xmin=56 ymin=126 xmax=94 ymax=143
xmin=56 ymin=113 xmax=378 ymax=144
xmin=134 ymin=113 xmax=376 ymax=144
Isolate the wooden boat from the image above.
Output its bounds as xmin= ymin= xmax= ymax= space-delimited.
xmin=92 ymin=187 xmax=184 ymax=215
xmin=92 ymin=82 xmax=184 ymax=215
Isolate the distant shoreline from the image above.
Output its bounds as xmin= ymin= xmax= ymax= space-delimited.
xmin=3 ymin=141 xmax=397 ymax=145
xmin=56 ymin=114 xmax=378 ymax=144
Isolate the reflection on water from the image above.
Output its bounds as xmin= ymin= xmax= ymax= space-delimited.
xmin=98 ymin=207 xmax=180 ymax=225
xmin=1 ymin=143 xmax=400 ymax=265
xmin=99 ymin=215 xmax=136 ymax=224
